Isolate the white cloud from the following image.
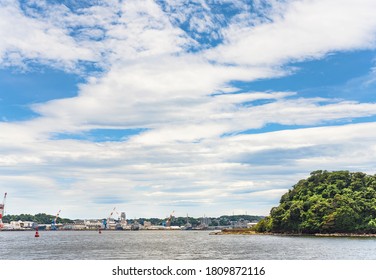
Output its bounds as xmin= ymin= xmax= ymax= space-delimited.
xmin=206 ymin=0 xmax=376 ymax=66
xmin=28 ymin=55 xmax=283 ymax=132
xmin=0 ymin=1 xmax=97 ymax=70
xmin=2 ymin=120 xmax=376 ymax=218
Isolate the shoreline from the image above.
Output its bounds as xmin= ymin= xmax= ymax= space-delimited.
xmin=212 ymin=229 xmax=376 ymax=237
xmin=3 ymin=228 xmax=376 ymax=237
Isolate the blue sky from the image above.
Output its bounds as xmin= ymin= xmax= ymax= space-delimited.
xmin=1 ymin=0 xmax=376 ymax=219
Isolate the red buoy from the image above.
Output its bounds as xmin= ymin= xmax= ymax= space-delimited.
xmin=35 ymin=227 xmax=40 ymax=238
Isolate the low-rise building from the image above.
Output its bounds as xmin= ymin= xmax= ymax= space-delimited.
xmin=143 ymin=221 xmax=152 ymax=228
xmin=10 ymin=220 xmax=36 ymax=229
xmin=85 ymin=220 xmax=103 ymax=230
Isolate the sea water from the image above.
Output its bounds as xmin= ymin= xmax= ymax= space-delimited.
xmin=1 ymin=230 xmax=376 ymax=260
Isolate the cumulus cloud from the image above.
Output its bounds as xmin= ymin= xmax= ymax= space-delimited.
xmin=0 ymin=0 xmax=97 ymax=70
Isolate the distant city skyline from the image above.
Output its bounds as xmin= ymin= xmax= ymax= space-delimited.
xmin=1 ymin=0 xmax=376 ymax=219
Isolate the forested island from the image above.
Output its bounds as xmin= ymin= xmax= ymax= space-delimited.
xmin=254 ymin=170 xmax=376 ymax=234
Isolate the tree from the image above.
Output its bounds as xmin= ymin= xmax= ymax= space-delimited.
xmin=255 ymin=170 xmax=376 ymax=234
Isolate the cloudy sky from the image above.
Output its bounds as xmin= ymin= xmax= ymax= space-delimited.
xmin=1 ymin=0 xmax=376 ymax=219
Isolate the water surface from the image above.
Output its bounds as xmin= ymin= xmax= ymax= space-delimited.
xmin=1 ymin=230 xmax=375 ymax=260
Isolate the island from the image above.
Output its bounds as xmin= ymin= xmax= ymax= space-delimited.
xmin=254 ymin=170 xmax=376 ymax=235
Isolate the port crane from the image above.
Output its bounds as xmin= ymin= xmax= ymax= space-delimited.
xmin=51 ymin=209 xmax=61 ymax=230
xmin=103 ymin=207 xmax=119 ymax=229
xmin=0 ymin=193 xmax=7 ymax=229
xmin=166 ymin=210 xmax=175 ymax=227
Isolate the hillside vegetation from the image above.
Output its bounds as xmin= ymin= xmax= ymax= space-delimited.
xmin=255 ymin=170 xmax=376 ymax=234
xmin=2 ymin=213 xmax=73 ymax=224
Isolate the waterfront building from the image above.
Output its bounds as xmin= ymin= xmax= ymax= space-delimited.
xmin=143 ymin=221 xmax=152 ymax=228
xmin=247 ymin=222 xmax=258 ymax=228
xmin=10 ymin=220 xmax=36 ymax=229
xmin=84 ymin=219 xmax=103 ymax=230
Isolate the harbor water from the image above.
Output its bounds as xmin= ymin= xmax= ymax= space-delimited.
xmin=1 ymin=230 xmax=376 ymax=260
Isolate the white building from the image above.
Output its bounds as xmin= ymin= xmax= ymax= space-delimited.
xmin=9 ymin=220 xmax=36 ymax=229
xmin=84 ymin=220 xmax=103 ymax=230
xmin=143 ymin=221 xmax=152 ymax=228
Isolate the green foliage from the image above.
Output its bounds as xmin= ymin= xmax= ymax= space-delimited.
xmin=139 ymin=215 xmax=262 ymax=227
xmin=4 ymin=213 xmax=263 ymax=227
xmin=255 ymin=170 xmax=376 ymax=234
xmin=3 ymin=213 xmax=74 ymax=224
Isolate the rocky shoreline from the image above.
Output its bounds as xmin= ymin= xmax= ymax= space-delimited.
xmin=210 ymin=229 xmax=376 ymax=237
xmin=314 ymin=233 xmax=376 ymax=237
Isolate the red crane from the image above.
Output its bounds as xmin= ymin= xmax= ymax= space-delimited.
xmin=0 ymin=193 xmax=7 ymax=229
xmin=51 ymin=209 xmax=61 ymax=230
xmin=106 ymin=207 xmax=119 ymax=229
xmin=166 ymin=210 xmax=175 ymax=227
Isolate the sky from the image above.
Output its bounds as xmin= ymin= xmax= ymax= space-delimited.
xmin=1 ymin=0 xmax=376 ymax=219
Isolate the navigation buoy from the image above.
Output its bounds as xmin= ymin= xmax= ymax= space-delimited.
xmin=35 ymin=227 xmax=39 ymax=238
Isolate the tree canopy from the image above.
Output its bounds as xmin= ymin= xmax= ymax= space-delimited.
xmin=2 ymin=213 xmax=73 ymax=224
xmin=254 ymin=170 xmax=376 ymax=234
